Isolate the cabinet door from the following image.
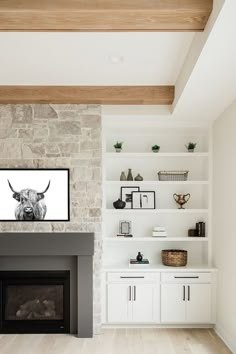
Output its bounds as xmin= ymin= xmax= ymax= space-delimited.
xmin=132 ymin=284 xmax=158 ymax=323
xmin=107 ymin=284 xmax=132 ymax=323
xmin=186 ymin=284 xmax=212 ymax=323
xmin=161 ymin=284 xmax=186 ymax=323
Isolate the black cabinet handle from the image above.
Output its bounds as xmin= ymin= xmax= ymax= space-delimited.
xmin=133 ymin=285 xmax=136 ymax=301
xmin=188 ymin=285 xmax=190 ymax=301
xmin=129 ymin=286 xmax=131 ymax=301
xmin=120 ymin=276 xmax=144 ymax=279
xmin=183 ymin=285 xmax=185 ymax=301
xmin=174 ymin=276 xmax=199 ymax=279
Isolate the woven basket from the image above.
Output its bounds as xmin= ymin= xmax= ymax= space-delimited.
xmin=158 ymin=171 xmax=189 ymax=181
xmin=162 ymin=249 xmax=187 ymax=267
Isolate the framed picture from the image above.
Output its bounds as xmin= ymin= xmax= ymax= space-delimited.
xmin=119 ymin=220 xmax=132 ymax=235
xmin=0 ymin=169 xmax=70 ymax=221
xmin=120 ymin=186 xmax=140 ymax=209
xmin=132 ymin=191 xmax=156 ymax=209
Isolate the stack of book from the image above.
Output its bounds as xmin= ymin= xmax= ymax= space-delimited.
xmin=152 ymin=226 xmax=167 ymax=237
xmin=129 ymin=258 xmax=149 ymax=266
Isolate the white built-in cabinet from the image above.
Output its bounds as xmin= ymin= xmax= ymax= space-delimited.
xmin=161 ymin=272 xmax=213 ymax=323
xmin=107 ymin=273 xmax=160 ymax=323
xmin=102 ymin=118 xmax=216 ymax=326
xmin=105 ymin=270 xmax=215 ymax=325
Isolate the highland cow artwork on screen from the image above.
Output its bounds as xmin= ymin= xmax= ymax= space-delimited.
xmin=0 ymin=169 xmax=70 ymax=221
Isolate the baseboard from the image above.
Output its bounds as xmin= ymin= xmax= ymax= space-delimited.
xmin=102 ymin=324 xmax=214 ymax=329
xmin=214 ymin=325 xmax=236 ymax=354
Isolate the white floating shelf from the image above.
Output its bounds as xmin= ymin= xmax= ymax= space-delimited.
xmin=104 ymin=237 xmax=208 ymax=242
xmin=104 ymin=209 xmax=209 ymax=214
xmin=103 ymin=265 xmax=217 ymax=272
xmin=105 ymin=180 xmax=209 ymax=185
xmin=105 ymin=152 xmax=209 ymax=158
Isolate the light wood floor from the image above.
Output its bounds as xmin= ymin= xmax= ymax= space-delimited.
xmin=0 ymin=329 xmax=232 ymax=354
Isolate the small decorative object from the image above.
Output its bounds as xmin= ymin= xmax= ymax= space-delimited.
xmin=173 ymin=193 xmax=190 ymax=209
xmin=113 ymin=141 xmax=123 ymax=152
xmin=134 ymin=173 xmax=143 ymax=181
xmin=120 ymin=171 xmax=127 ymax=181
xmin=152 ymin=226 xmax=167 ymax=237
xmin=158 ymin=171 xmax=189 ymax=181
xmin=196 ymin=222 xmax=206 ymax=236
xmin=136 ymin=252 xmax=143 ymax=261
xmin=0 ymin=168 xmax=70 ymax=221
xmin=127 ymin=168 xmax=133 ymax=181
xmin=113 ymin=198 xmax=126 ymax=209
xmin=152 ymin=145 xmax=160 ymax=153
xmin=130 ymin=257 xmax=149 ymax=265
xmin=120 ymin=186 xmax=140 ymax=209
xmin=188 ymin=229 xmax=197 ymax=237
xmin=162 ymin=249 xmax=187 ymax=267
xmin=132 ymin=191 xmax=155 ymax=209
xmin=117 ymin=220 xmax=132 ymax=237
xmin=185 ymin=142 xmax=197 ymax=152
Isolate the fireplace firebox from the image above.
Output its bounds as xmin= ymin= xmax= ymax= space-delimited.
xmin=0 ymin=271 xmax=70 ymax=333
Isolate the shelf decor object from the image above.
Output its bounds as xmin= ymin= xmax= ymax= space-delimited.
xmin=185 ymin=142 xmax=197 ymax=152
xmin=162 ymin=249 xmax=187 ymax=267
xmin=152 ymin=144 xmax=160 ymax=153
xmin=113 ymin=198 xmax=126 ymax=209
xmin=113 ymin=141 xmax=123 ymax=152
xmin=158 ymin=171 xmax=189 ymax=181
xmin=132 ymin=191 xmax=156 ymax=209
xmin=120 ymin=186 xmax=140 ymax=209
xmin=173 ymin=193 xmax=191 ymax=209
xmin=134 ymin=173 xmax=143 ymax=181
xmin=120 ymin=171 xmax=127 ymax=181
xmin=127 ymin=168 xmax=133 ymax=181
xmin=117 ymin=220 xmax=132 ymax=237
xmin=152 ymin=226 xmax=167 ymax=237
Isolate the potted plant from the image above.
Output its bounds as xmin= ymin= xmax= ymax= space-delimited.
xmin=152 ymin=144 xmax=160 ymax=153
xmin=185 ymin=142 xmax=197 ymax=152
xmin=113 ymin=141 xmax=123 ymax=152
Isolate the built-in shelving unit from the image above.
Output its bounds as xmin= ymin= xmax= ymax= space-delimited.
xmin=102 ymin=121 xmax=211 ymax=269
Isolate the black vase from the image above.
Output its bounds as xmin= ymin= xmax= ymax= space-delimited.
xmin=113 ymin=198 xmax=126 ymax=209
xmin=136 ymin=252 xmax=143 ymax=261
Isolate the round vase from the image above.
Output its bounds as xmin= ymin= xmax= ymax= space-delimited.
xmin=134 ymin=173 xmax=143 ymax=181
xmin=113 ymin=198 xmax=126 ymax=209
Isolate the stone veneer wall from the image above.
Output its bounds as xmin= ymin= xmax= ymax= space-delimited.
xmin=0 ymin=104 xmax=102 ymax=332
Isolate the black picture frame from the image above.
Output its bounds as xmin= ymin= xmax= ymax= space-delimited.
xmin=131 ymin=191 xmax=156 ymax=209
xmin=0 ymin=168 xmax=70 ymax=222
xmin=120 ymin=186 xmax=140 ymax=209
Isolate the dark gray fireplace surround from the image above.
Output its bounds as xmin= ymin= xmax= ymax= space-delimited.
xmin=0 ymin=232 xmax=94 ymax=338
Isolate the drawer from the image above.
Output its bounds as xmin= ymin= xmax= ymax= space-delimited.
xmin=161 ymin=272 xmax=212 ymax=283
xmin=107 ymin=272 xmax=160 ymax=283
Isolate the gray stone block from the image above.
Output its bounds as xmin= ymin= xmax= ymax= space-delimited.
xmin=33 ymin=104 xmax=58 ymax=119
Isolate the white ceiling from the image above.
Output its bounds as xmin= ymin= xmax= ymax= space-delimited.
xmin=0 ymin=32 xmax=194 ymax=85
xmin=0 ymin=0 xmax=236 ymax=126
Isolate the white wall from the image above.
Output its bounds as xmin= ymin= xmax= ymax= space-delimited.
xmin=213 ymin=98 xmax=236 ymax=353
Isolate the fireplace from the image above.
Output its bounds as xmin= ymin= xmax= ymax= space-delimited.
xmin=0 ymin=271 xmax=70 ymax=333
xmin=0 ymin=233 xmax=94 ymax=337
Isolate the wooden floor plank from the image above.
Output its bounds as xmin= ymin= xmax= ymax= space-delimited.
xmin=0 ymin=329 xmax=232 ymax=354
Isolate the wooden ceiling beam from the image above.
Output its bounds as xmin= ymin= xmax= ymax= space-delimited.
xmin=0 ymin=86 xmax=174 ymax=105
xmin=0 ymin=0 xmax=213 ymax=32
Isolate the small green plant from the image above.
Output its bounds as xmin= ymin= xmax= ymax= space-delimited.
xmin=152 ymin=144 xmax=160 ymax=151
xmin=185 ymin=142 xmax=197 ymax=150
xmin=114 ymin=141 xmax=123 ymax=149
